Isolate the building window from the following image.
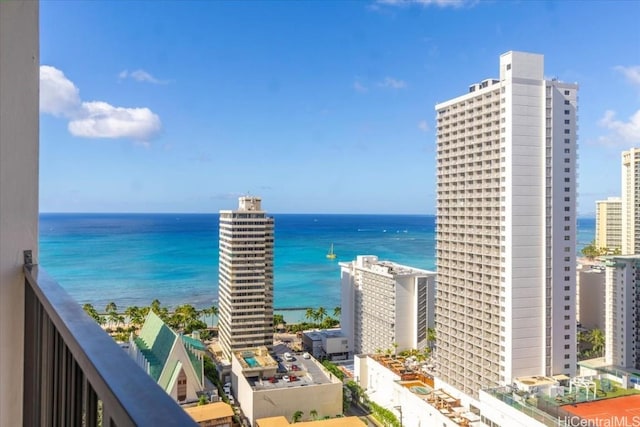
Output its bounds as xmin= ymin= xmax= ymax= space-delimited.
xmin=564 ymin=306 xmax=570 ymax=311
xmin=506 ymin=64 xmax=511 ymax=71
xmin=564 ymin=148 xmax=571 ymax=154
xmin=564 ymin=296 xmax=570 ymax=301
xmin=564 ymin=90 xmax=570 ymax=95
xmin=565 ymin=168 xmax=570 ymax=172
xmin=564 ymin=129 xmax=571 ymax=134
xmin=564 ymin=276 xmax=570 ymax=281
xmin=565 ymin=364 xmax=571 ymax=369
xmin=565 ymin=344 xmax=570 ymax=349
xmin=564 ymin=158 xmax=571 ymax=163
xmin=564 ymin=257 xmax=570 ymax=261
xmin=564 ymin=334 xmax=570 ymax=339
xmin=564 ymin=266 xmax=571 ymax=271
xmin=565 ymin=247 xmax=571 ymax=252
xmin=564 ymin=110 xmax=570 ymax=115
xmin=564 ymin=100 xmax=570 ymax=105
xmin=565 ymin=187 xmax=570 ymax=192
xmin=564 ymin=119 xmax=570 ymax=124
xmin=564 ymin=138 xmax=571 ymax=143
xmin=565 ymin=177 xmax=570 ymax=182
xmin=177 ymin=369 xmax=187 ymax=402
xmin=564 ymin=207 xmax=570 ymax=212
xmin=564 ymin=353 xmax=571 ymax=358
xmin=564 ymin=235 xmax=570 ymax=240
xmin=564 ymin=197 xmax=571 ymax=202
xmin=565 ymin=216 xmax=570 ymax=221
xmin=564 ymin=285 xmax=571 ymax=291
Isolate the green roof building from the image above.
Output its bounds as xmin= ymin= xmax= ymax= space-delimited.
xmin=129 ymin=311 xmax=205 ymax=403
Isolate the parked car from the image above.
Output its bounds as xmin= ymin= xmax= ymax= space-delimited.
xmin=291 ymin=364 xmax=299 ymax=371
xmin=283 ymin=352 xmax=294 ymax=361
xmin=268 ymin=376 xmax=278 ymax=383
xmin=228 ymin=395 xmax=235 ymax=405
xmin=283 ymin=375 xmax=290 ymax=382
xmin=303 ymin=352 xmax=311 ymax=359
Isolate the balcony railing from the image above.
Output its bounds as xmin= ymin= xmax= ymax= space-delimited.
xmin=23 ymin=251 xmax=198 ymax=427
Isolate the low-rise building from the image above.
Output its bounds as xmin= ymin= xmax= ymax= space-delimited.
xmin=183 ymin=402 xmax=234 ymax=426
xmin=231 ymin=347 xmax=343 ymax=426
xmin=577 ymin=263 xmax=605 ymax=330
xmin=128 ymin=311 xmax=205 ymax=403
xmin=301 ymin=329 xmax=349 ymax=361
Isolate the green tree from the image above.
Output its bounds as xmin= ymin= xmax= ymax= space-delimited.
xmin=82 ymin=303 xmax=102 ymax=324
xmin=392 ymin=342 xmax=399 ymax=358
xmin=333 ymin=306 xmax=341 ymax=318
xmin=292 ymin=410 xmax=303 ymax=423
xmin=198 ymin=395 xmax=208 ymax=406
xmin=310 ymin=409 xmax=318 ymax=420
xmin=581 ymin=240 xmax=602 ymax=260
xmin=589 ymin=328 xmax=605 ymax=357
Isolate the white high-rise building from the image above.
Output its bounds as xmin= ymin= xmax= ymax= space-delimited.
xmin=604 ymin=256 xmax=640 ymax=368
xmin=435 ymin=51 xmax=578 ymax=398
xmin=596 ymin=197 xmax=622 ymax=251
xmin=622 ymin=148 xmax=640 ymax=255
xmin=218 ymin=196 xmax=274 ymax=361
xmin=340 ymin=255 xmax=436 ymax=355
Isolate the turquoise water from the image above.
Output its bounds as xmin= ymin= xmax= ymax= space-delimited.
xmin=39 ymin=213 xmax=595 ymax=315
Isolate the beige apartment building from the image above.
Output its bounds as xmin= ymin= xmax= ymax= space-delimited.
xmin=595 ymin=197 xmax=622 ymax=251
xmin=218 ymin=197 xmax=275 ymax=361
xmin=435 ymin=51 xmax=578 ymax=399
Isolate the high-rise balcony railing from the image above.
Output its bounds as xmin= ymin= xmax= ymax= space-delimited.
xmin=22 ymin=252 xmax=197 ymax=427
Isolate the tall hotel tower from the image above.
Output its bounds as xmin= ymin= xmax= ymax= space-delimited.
xmin=435 ymin=51 xmax=577 ymax=398
xmin=622 ymin=148 xmax=640 ymax=255
xmin=218 ymin=196 xmax=274 ymax=361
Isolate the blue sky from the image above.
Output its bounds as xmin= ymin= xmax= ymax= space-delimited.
xmin=40 ymin=0 xmax=640 ymax=215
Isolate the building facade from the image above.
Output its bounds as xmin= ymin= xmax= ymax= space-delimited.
xmin=340 ymin=255 xmax=436 ymax=355
xmin=604 ymin=256 xmax=640 ymax=368
xmin=622 ymin=148 xmax=640 ymax=255
xmin=596 ymin=197 xmax=622 ymax=251
xmin=218 ymin=196 xmax=274 ymax=361
xmin=435 ymin=51 xmax=578 ymax=398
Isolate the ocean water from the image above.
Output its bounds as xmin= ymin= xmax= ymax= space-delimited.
xmin=39 ymin=213 xmax=595 ymax=316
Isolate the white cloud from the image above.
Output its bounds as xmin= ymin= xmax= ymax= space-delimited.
xmin=598 ymin=109 xmax=640 ymax=145
xmin=378 ymin=77 xmax=407 ymax=89
xmin=418 ymin=120 xmax=429 ymax=132
xmin=119 ymin=69 xmax=168 ymax=84
xmin=40 ymin=65 xmax=81 ymax=117
xmin=353 ymin=81 xmax=369 ymax=93
xmin=69 ymin=101 xmax=161 ymax=142
xmin=614 ymin=65 xmax=640 ymax=88
xmin=40 ymin=65 xmax=162 ymax=142
xmin=376 ymin=0 xmax=469 ymax=8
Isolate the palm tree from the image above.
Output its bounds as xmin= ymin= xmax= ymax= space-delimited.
xmin=333 ymin=306 xmax=341 ymax=318
xmin=392 ymin=342 xmax=399 ymax=358
xmin=310 ymin=409 xmax=318 ymax=420
xmin=105 ymin=301 xmax=117 ymax=315
xmin=305 ymin=308 xmax=315 ymax=323
xmin=316 ymin=307 xmax=327 ymax=324
xmin=124 ymin=306 xmax=144 ymax=330
xmin=427 ymin=327 xmax=436 ymax=350
xmin=292 ymin=410 xmax=303 ymax=423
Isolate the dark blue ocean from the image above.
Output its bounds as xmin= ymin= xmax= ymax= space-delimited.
xmin=39 ymin=213 xmax=595 ymax=319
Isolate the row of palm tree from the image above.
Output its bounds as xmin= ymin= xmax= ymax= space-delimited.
xmin=304 ymin=306 xmax=341 ymax=324
xmin=82 ymin=299 xmax=219 ymax=335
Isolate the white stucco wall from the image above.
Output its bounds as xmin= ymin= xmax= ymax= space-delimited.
xmin=0 ymin=2 xmax=39 ymax=426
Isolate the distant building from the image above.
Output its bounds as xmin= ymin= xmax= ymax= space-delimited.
xmin=183 ymin=402 xmax=234 ymax=426
xmin=218 ymin=196 xmax=274 ymax=362
xmin=604 ymin=255 xmax=640 ymax=368
xmin=577 ymin=264 xmax=605 ymax=330
xmin=435 ymin=51 xmax=578 ymax=399
xmin=128 ymin=311 xmax=205 ymax=403
xmin=301 ymin=329 xmax=349 ymax=361
xmin=230 ymin=346 xmax=343 ymax=426
xmin=595 ymin=197 xmax=622 ymax=251
xmin=340 ymin=255 xmax=436 ymax=355
xmin=622 ymin=148 xmax=640 ymax=255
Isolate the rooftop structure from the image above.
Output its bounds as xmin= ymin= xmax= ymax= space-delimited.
xmin=231 ymin=347 xmax=343 ymax=425
xmin=435 ymin=51 xmax=578 ymax=399
xmin=256 ymin=416 xmax=366 ymax=426
xmin=340 ymin=255 xmax=436 ymax=355
xmin=128 ymin=311 xmax=205 ymax=403
xmin=183 ymin=402 xmax=234 ymax=426
xmin=218 ymin=196 xmax=275 ymax=361
xmin=302 ymin=329 xmax=349 ymax=361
